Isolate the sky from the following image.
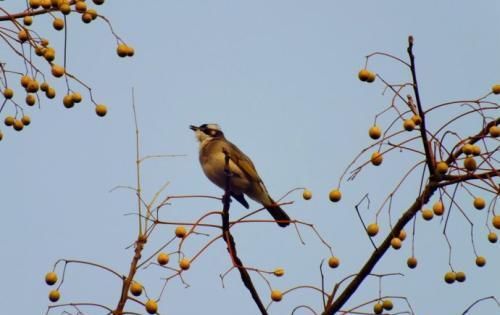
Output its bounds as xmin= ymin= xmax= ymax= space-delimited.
xmin=0 ymin=1 xmax=499 ymax=315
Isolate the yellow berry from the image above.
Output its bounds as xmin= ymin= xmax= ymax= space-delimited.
xmin=18 ymin=29 xmax=30 ymax=43
xmin=21 ymin=115 xmax=31 ymax=126
xmin=175 ymin=226 xmax=187 ymax=238
xmin=75 ymin=1 xmax=87 ymax=12
xmin=475 ymin=256 xmax=486 ymax=267
xmin=0 ymin=131 xmax=3 ymax=141
xmin=45 ymin=272 xmax=58 ymax=285
xmin=41 ymin=0 xmax=52 ymax=9
xmin=462 ymin=143 xmax=474 ymax=155
xmin=81 ymin=13 xmax=93 ymax=23
xmin=302 ymin=189 xmax=312 ymax=200
xmin=489 ymin=125 xmax=500 ymax=137
xmin=273 ymin=268 xmax=285 ymax=277
xmin=421 ymin=209 xmax=433 ymax=221
xmin=157 ymin=252 xmax=170 ymax=265
xmin=179 ymin=258 xmax=190 ymax=270
xmin=368 ymin=125 xmax=381 ymax=139
xmin=456 ymin=271 xmax=466 ymax=283
xmin=72 ymin=92 xmax=82 ymax=103
xmin=26 ymin=94 xmax=36 ymax=106
xmin=411 ymin=114 xmax=422 ymax=125
xmin=390 ymin=237 xmax=402 ymax=250
xmin=407 ymin=256 xmax=417 ymax=269
xmin=87 ymin=9 xmax=98 ymax=19
xmin=358 ymin=69 xmax=370 ymax=82
xmin=30 ymin=0 xmax=42 ymax=9
xmin=3 ymin=88 xmax=14 ymax=99
xmin=51 ymin=64 xmax=65 ymax=77
xmin=382 ymin=299 xmax=393 ymax=310
xmin=436 ymin=161 xmax=449 ymax=175
xmin=473 ymin=197 xmax=485 ymax=210
xmin=373 ymin=302 xmax=383 ymax=314
xmin=95 ymin=104 xmax=107 ymax=117
xmin=59 ymin=3 xmax=71 ymax=14
xmin=117 ymin=44 xmax=129 ymax=57
xmin=398 ymin=229 xmax=407 ymax=241
xmin=43 ymin=47 xmax=56 ymax=62
xmin=444 ymin=271 xmax=456 ymax=284
xmin=21 ymin=75 xmax=31 ymax=88
xmin=491 ymin=84 xmax=500 ymax=94
xmin=433 ymin=201 xmax=445 ymax=216
xmin=4 ymin=116 xmax=15 ymax=126
xmin=403 ymin=119 xmax=415 ymax=131
xmin=492 ymin=215 xmax=500 ymax=229
xmin=328 ymin=256 xmax=340 ymax=268
xmin=488 ymin=232 xmax=498 ymax=243
xmin=35 ymin=45 xmax=45 ymax=56
xmin=471 ymin=145 xmax=481 ymax=156
xmin=26 ymin=80 xmax=39 ymax=93
xmin=145 ymin=299 xmax=158 ymax=314
xmin=463 ymin=156 xmax=477 ymax=171
xmin=270 ymin=289 xmax=283 ymax=302
xmin=53 ymin=18 xmax=64 ymax=30
xmin=366 ymin=223 xmax=379 ymax=237
xmin=63 ymin=94 xmax=74 ymax=108
xmin=126 ymin=46 xmax=135 ymax=57
xmin=370 ymin=151 xmax=383 ymax=166
xmin=366 ymin=71 xmax=376 ymax=83
xmin=329 ymin=189 xmax=342 ymax=202
xmin=129 ymin=282 xmax=143 ymax=296
xmin=13 ymin=119 xmax=24 ymax=131
xmin=23 ymin=16 xmax=33 ymax=26
xmin=46 ymin=87 xmax=56 ymax=99
xmin=40 ymin=82 xmax=49 ymax=92
xmin=48 ymin=289 xmax=60 ymax=302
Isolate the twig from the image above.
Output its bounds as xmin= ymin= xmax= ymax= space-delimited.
xmin=462 ymin=296 xmax=500 ymax=315
xmin=407 ymin=35 xmax=435 ymax=174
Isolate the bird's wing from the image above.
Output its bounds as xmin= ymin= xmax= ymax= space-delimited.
xmin=225 ymin=141 xmax=263 ymax=185
xmin=225 ymin=140 xmax=275 ymax=207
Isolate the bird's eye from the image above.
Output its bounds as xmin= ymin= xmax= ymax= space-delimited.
xmin=210 ymin=130 xmax=216 ymax=136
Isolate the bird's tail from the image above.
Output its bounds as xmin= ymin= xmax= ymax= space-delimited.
xmin=265 ymin=203 xmax=290 ymax=227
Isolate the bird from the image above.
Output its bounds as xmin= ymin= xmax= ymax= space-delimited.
xmin=190 ymin=124 xmax=290 ymax=227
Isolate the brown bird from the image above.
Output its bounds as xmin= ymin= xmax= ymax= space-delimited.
xmin=190 ymin=124 xmax=290 ymax=227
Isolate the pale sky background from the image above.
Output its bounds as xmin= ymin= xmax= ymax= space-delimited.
xmin=0 ymin=1 xmax=499 ymax=315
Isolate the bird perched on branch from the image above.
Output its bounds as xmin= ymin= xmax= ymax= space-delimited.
xmin=190 ymin=124 xmax=290 ymax=227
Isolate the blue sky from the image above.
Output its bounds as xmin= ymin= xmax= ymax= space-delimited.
xmin=0 ymin=1 xmax=499 ymax=314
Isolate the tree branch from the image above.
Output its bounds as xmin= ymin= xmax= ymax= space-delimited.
xmin=114 ymin=236 xmax=146 ymax=314
xmin=221 ymin=148 xmax=268 ymax=315
xmin=322 ymin=181 xmax=438 ymax=315
xmin=407 ymin=35 xmax=435 ymax=174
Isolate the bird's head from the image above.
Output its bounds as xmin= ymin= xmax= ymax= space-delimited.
xmin=190 ymin=124 xmax=224 ymax=143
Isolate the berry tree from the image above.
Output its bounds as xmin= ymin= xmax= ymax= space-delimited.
xmin=0 ymin=0 xmax=133 ymax=141
xmin=324 ymin=35 xmax=499 ymax=315
xmin=39 ymin=35 xmax=498 ymax=314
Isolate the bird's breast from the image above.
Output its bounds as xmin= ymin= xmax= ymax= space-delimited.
xmin=199 ymin=141 xmax=250 ymax=193
xmin=200 ymin=150 xmax=226 ymax=189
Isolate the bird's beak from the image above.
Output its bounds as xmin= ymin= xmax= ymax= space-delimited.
xmin=189 ymin=125 xmax=198 ymax=131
